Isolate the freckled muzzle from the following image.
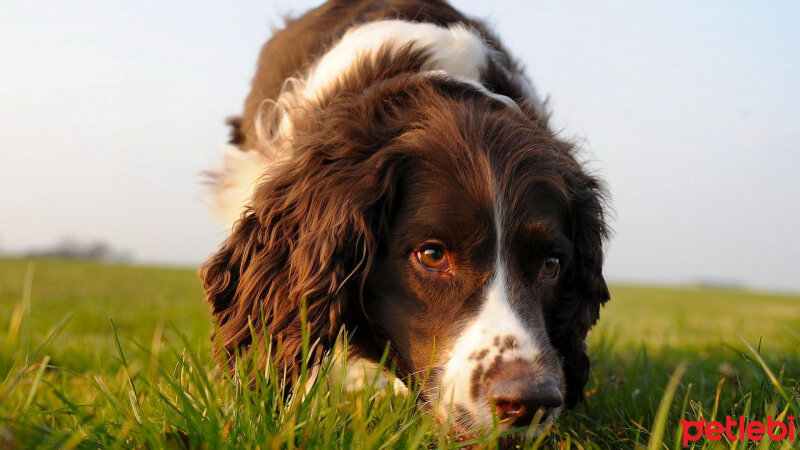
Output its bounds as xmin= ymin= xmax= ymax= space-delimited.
xmin=438 ymin=324 xmax=566 ymax=431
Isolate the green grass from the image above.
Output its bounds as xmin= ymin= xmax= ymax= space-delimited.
xmin=0 ymin=257 xmax=798 ymax=448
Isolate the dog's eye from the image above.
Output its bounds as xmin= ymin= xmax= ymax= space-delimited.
xmin=417 ymin=245 xmax=450 ymax=271
xmin=539 ymin=256 xmax=560 ymax=280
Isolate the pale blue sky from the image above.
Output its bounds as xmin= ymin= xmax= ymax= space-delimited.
xmin=1 ymin=1 xmax=798 ymax=292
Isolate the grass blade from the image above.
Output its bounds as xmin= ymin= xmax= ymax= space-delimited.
xmin=648 ymin=363 xmax=686 ymax=450
xmin=22 ymin=356 xmax=50 ymax=413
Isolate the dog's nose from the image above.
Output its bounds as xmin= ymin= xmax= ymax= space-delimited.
xmin=487 ymin=365 xmax=563 ymax=426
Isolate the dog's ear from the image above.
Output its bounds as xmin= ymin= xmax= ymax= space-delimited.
xmin=200 ymin=86 xmax=414 ymax=383
xmin=549 ymin=178 xmax=610 ymax=408
xmin=200 ymin=160 xmax=400 ymax=382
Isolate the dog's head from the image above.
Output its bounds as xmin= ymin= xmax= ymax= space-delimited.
xmin=201 ymin=73 xmax=609 ymax=432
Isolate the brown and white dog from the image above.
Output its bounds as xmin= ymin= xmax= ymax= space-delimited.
xmin=201 ymin=0 xmax=609 ymax=435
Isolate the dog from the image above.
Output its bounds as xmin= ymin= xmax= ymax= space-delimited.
xmin=201 ymin=0 xmax=609 ymax=435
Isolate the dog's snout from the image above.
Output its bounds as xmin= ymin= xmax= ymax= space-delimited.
xmin=487 ymin=361 xmax=563 ymax=426
xmin=490 ymin=379 xmax=563 ymax=425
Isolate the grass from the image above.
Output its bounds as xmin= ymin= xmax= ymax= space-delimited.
xmin=0 ymin=257 xmax=798 ymax=448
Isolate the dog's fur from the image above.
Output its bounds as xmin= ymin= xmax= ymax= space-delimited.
xmin=201 ymin=0 xmax=609 ymax=433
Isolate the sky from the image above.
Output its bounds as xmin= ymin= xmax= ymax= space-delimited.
xmin=1 ymin=1 xmax=799 ymax=292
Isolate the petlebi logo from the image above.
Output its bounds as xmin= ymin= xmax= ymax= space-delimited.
xmin=681 ymin=414 xmax=796 ymax=446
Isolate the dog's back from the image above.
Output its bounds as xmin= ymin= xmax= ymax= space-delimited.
xmin=212 ymin=0 xmax=542 ymax=224
xmin=230 ymin=0 xmax=526 ymax=151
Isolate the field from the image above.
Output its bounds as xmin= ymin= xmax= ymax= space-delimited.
xmin=0 ymin=258 xmax=798 ymax=448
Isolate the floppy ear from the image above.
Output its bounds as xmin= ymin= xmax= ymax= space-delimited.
xmin=549 ymin=179 xmax=610 ymax=408
xmin=199 ymin=86 xmax=414 ymax=383
xmin=201 ymin=163 xmax=388 ymax=381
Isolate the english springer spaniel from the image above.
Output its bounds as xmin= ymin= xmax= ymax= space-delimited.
xmin=201 ymin=0 xmax=609 ymax=435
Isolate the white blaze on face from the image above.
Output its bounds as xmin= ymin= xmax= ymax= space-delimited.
xmin=437 ymin=196 xmax=544 ymax=426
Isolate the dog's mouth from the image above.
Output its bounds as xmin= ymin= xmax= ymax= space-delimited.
xmin=436 ymin=407 xmax=557 ymax=448
xmin=414 ymin=370 xmax=560 ymax=445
